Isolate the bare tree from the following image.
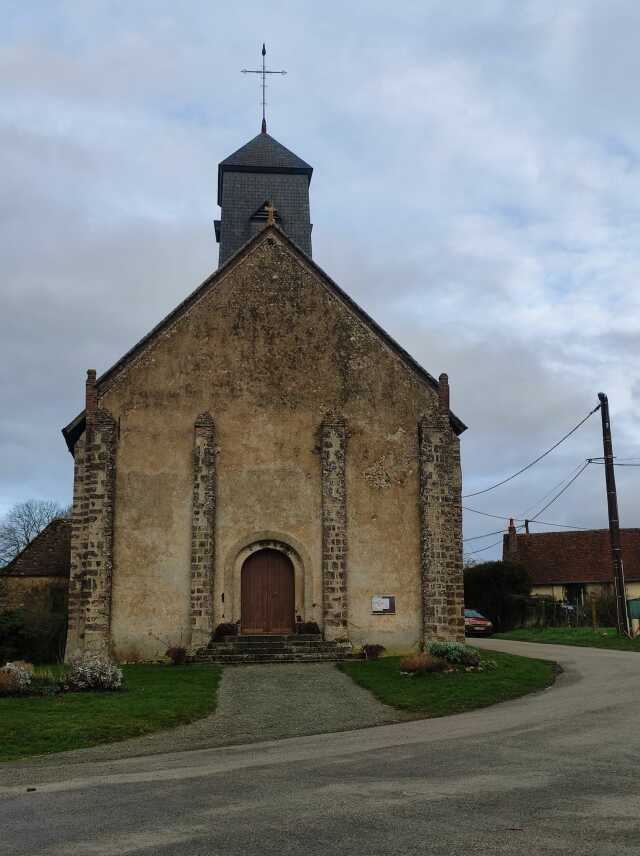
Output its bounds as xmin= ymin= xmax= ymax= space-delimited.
xmin=0 ymin=499 xmax=70 ymax=566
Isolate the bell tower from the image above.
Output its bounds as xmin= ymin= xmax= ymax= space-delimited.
xmin=215 ymin=131 xmax=313 ymax=266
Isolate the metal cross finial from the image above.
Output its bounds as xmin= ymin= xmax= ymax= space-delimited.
xmin=241 ymin=43 xmax=287 ymax=134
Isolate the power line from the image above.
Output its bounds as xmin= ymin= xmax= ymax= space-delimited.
xmin=464 ymin=534 xmax=517 ymax=556
xmin=462 ymin=505 xmax=590 ymax=530
xmin=462 ymin=403 xmax=601 ymax=498
xmin=524 ymin=518 xmax=589 ymax=530
xmin=463 ymin=527 xmax=507 ymax=543
xmin=588 ymin=459 xmax=640 ymax=467
xmin=520 ymin=460 xmax=587 ymax=518
xmin=528 ymin=461 xmax=590 ymax=519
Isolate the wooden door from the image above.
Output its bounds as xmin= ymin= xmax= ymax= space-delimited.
xmin=241 ymin=549 xmax=295 ymax=634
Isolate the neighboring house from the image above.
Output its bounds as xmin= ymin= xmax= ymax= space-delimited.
xmin=0 ymin=518 xmax=71 ymax=615
xmin=60 ymin=124 xmax=467 ymax=662
xmin=503 ymin=521 xmax=640 ymax=603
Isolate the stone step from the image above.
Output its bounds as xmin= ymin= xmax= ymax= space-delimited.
xmin=202 ymin=647 xmax=344 ymax=659
xmin=221 ymin=634 xmax=322 ymax=644
xmin=192 ymin=652 xmax=351 ymax=665
xmin=210 ymin=639 xmax=340 ymax=651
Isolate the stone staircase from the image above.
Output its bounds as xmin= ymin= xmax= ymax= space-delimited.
xmin=191 ymin=634 xmax=352 ymax=665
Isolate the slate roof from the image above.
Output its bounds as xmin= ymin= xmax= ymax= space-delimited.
xmin=217 ymin=132 xmax=313 ymax=204
xmin=62 ymin=224 xmax=467 ymax=452
xmin=503 ymin=528 xmax=640 ymax=584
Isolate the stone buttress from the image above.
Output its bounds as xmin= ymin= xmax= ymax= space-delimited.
xmin=320 ymin=413 xmax=348 ymax=640
xmin=65 ymin=370 xmax=117 ymax=659
xmin=189 ymin=412 xmax=216 ymax=650
xmin=418 ymin=374 xmax=465 ymax=643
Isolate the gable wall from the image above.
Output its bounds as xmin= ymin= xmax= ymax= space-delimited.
xmin=98 ymin=235 xmax=445 ymax=659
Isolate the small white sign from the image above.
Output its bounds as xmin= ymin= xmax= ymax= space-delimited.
xmin=372 ymin=596 xmax=390 ymax=613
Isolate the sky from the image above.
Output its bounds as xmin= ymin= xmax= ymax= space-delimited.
xmin=2 ymin=0 xmax=639 ymax=559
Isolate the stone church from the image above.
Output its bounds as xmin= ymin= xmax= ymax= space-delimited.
xmin=62 ymin=125 xmax=466 ymax=662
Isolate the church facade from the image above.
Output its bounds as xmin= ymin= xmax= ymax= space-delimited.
xmin=62 ymin=128 xmax=466 ymax=661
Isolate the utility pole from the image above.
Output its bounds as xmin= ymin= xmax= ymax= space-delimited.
xmin=597 ymin=392 xmax=630 ymax=636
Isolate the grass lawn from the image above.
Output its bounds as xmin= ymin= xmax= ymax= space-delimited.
xmin=339 ymin=651 xmax=554 ymax=716
xmin=495 ymin=626 xmax=640 ymax=652
xmin=0 ymin=664 xmax=222 ymax=763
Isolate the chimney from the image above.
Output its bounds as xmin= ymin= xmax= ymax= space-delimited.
xmin=507 ymin=518 xmax=518 ymax=559
xmin=85 ymin=369 xmax=97 ymax=435
xmin=438 ymin=373 xmax=450 ymax=414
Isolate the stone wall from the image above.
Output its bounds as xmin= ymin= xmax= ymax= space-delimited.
xmin=68 ymin=231 xmax=464 ymax=658
xmin=0 ymin=575 xmax=67 ymax=613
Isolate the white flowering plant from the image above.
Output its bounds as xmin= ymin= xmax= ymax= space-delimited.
xmin=67 ymin=654 xmax=123 ymax=691
xmin=0 ymin=661 xmax=33 ymax=695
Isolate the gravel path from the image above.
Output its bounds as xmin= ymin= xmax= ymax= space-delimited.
xmin=11 ymin=663 xmax=400 ymax=769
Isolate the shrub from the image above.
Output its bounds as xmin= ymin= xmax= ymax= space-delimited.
xmin=166 ymin=646 xmax=187 ymax=666
xmin=362 ymin=644 xmax=385 ymax=660
xmin=399 ymin=653 xmax=446 ymax=675
xmin=592 ymin=594 xmax=619 ymax=627
xmin=464 ymin=560 xmax=532 ymax=630
xmin=0 ymin=661 xmax=33 ymax=695
xmin=297 ymin=621 xmax=321 ymax=635
xmin=9 ymin=659 xmax=34 ymax=674
xmin=67 ymin=654 xmax=123 ymax=691
xmin=426 ymin=640 xmax=481 ymax=667
xmin=0 ymin=609 xmax=27 ymax=663
xmin=0 ymin=604 xmax=67 ymax=664
xmin=212 ymin=622 xmax=238 ymax=642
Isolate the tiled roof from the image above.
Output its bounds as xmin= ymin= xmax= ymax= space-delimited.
xmin=503 ymin=528 xmax=640 ymax=584
xmin=2 ymin=518 xmax=71 ymax=578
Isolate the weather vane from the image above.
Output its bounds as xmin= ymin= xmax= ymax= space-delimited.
xmin=242 ymin=43 xmax=287 ymax=134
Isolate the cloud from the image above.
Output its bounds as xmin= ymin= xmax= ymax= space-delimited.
xmin=1 ymin=1 xmax=638 ymax=552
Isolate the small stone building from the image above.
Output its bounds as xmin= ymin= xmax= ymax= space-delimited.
xmin=0 ymin=518 xmax=70 ymax=615
xmin=62 ymin=126 xmax=467 ymax=662
xmin=503 ymin=523 xmax=640 ymax=603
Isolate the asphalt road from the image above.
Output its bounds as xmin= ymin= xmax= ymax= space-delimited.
xmin=1 ymin=639 xmax=639 ymax=856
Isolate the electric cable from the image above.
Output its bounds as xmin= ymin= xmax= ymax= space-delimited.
xmin=462 ymin=403 xmax=600 ymax=498
xmin=587 ymin=460 xmax=640 ymax=467
xmin=527 ymin=461 xmax=590 ymax=520
xmin=520 ymin=460 xmax=587 ymax=518
xmin=463 ymin=528 xmax=508 ymax=543
xmin=464 ymin=534 xmax=520 ymax=557
xmin=462 ymin=505 xmax=589 ymax=529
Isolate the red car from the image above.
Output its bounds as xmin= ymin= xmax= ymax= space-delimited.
xmin=464 ymin=609 xmax=493 ymax=637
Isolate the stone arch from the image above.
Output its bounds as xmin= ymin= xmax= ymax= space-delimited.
xmin=224 ymin=531 xmax=314 ymax=627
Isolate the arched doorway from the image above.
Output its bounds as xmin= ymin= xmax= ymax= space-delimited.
xmin=241 ymin=548 xmax=295 ymax=634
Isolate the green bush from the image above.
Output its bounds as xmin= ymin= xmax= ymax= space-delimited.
xmin=464 ymin=561 xmax=532 ymax=630
xmin=0 ymin=609 xmax=27 ymax=663
xmin=426 ymin=640 xmax=481 ymax=667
